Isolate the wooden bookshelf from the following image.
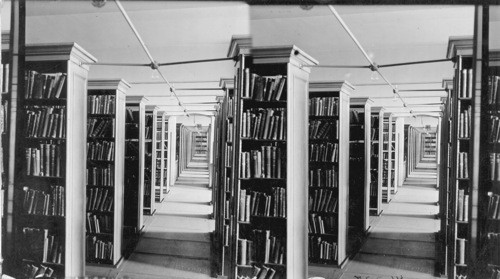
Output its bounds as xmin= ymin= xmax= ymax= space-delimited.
xmin=437 ymin=78 xmax=453 ymax=276
xmin=229 ymin=39 xmax=318 ymax=279
xmin=124 ymin=96 xmax=147 ymax=234
xmin=86 ymin=79 xmax=129 ymax=266
xmin=143 ymin=106 xmax=155 ymax=215
xmin=217 ymin=77 xmax=235 ymax=277
xmin=381 ymin=113 xmax=392 ymax=203
xmin=446 ymin=36 xmax=474 ymax=278
xmin=349 ymin=98 xmax=373 ymax=234
xmin=370 ymin=107 xmax=384 ymax=216
xmin=152 ymin=109 xmax=165 ymax=203
xmin=307 ymin=81 xmax=352 ymax=268
xmin=12 ymin=43 xmax=96 ymax=278
xmin=475 ymin=30 xmax=500 ymax=277
xmin=0 ymin=29 xmax=8 ymax=276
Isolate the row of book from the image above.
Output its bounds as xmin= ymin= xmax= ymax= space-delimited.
xmin=22 ymin=227 xmax=63 ymax=264
xmin=488 ymin=233 xmax=500 ymax=266
xmin=457 ymin=152 xmax=469 ymax=179
xmin=1 ymin=62 xmax=9 ymax=93
xmin=488 ymin=75 xmax=500 ymax=105
xmin=459 ymin=68 xmax=473 ymax=99
xmin=309 ymin=97 xmax=339 ymax=117
xmin=350 ymin=110 xmax=362 ymax=124
xmin=242 ymin=70 xmax=286 ymax=102
xmin=309 ymin=143 xmax=339 ymax=163
xmin=25 ymin=145 xmax=62 ymax=177
xmin=23 ymin=185 xmax=65 ymax=216
xmin=227 ymin=96 xmax=235 ymax=116
xmin=309 ymin=214 xmax=336 ymax=235
xmin=227 ymin=119 xmax=233 ymax=141
xmin=238 ymin=230 xmax=285 ymax=265
xmin=457 ymin=189 xmax=470 ymax=222
xmin=225 ymin=145 xmax=233 ymax=166
xmin=309 ymin=168 xmax=338 ymax=188
xmin=489 ymin=153 xmax=500 ymax=181
xmin=22 ymin=262 xmax=56 ymax=279
xmin=488 ymin=193 xmax=500 ymax=219
xmin=309 ymin=189 xmax=338 ymax=213
xmin=240 ymin=146 xmax=283 ymax=179
xmin=86 ymin=236 xmax=114 ymax=261
xmin=456 ymin=238 xmax=466 ymax=265
xmin=458 ymin=105 xmax=471 ymax=138
xmin=86 ymin=213 xmax=112 ymax=234
xmin=236 ymin=265 xmax=280 ymax=279
xmin=88 ymin=95 xmax=115 ymax=115
xmin=87 ymin=165 xmax=114 ymax=187
xmin=489 ymin=115 xmax=500 ymax=143
xmin=145 ymin=126 xmax=152 ymax=140
xmin=309 ymin=120 xmax=337 ymax=140
xmin=241 ymin=108 xmax=286 ymax=140
xmin=25 ymin=106 xmax=66 ymax=139
xmin=87 ymin=187 xmax=113 ymax=212
xmin=309 ymin=236 xmax=338 ymax=261
xmin=225 ymin=177 xmax=231 ymax=192
xmin=88 ymin=118 xmax=114 ymax=138
xmin=87 ymin=140 xmax=115 ymax=161
xmin=238 ymin=188 xmax=286 ymax=222
xmin=25 ymin=70 xmax=66 ymax=100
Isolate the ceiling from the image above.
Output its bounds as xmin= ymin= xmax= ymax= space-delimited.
xmin=2 ymin=2 xmax=498 ymax=118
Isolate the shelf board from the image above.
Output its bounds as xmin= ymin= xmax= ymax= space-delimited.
xmin=239 ymin=177 xmax=285 ymax=181
xmin=24 ymin=136 xmax=66 ymax=141
xmin=241 ymin=137 xmax=286 ymax=142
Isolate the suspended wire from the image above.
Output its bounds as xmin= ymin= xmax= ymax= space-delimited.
xmin=327 ymin=5 xmax=411 ymax=112
xmin=114 ymin=0 xmax=189 ymax=116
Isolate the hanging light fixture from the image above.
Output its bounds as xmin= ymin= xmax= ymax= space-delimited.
xmin=91 ymin=0 xmax=106 ymax=8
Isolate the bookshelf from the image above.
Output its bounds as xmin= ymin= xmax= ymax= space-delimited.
xmin=12 ymin=43 xmax=96 ymax=278
xmin=389 ymin=117 xmax=398 ymax=194
xmin=370 ymin=107 xmax=384 ymax=216
xmin=0 ymin=29 xmax=8 ymax=276
xmin=381 ymin=113 xmax=392 ymax=203
xmin=307 ymin=81 xmax=352 ymax=269
xmin=437 ymin=79 xmax=453 ymax=276
xmin=165 ymin=115 xmax=176 ymax=193
xmin=124 ymin=96 xmax=146 ymax=234
xmin=152 ymin=109 xmax=165 ymax=203
xmin=86 ymin=79 xmax=129 ymax=266
xmin=218 ymin=78 xmax=235 ymax=277
xmin=446 ymin=36 xmax=474 ymax=279
xmin=348 ymin=98 xmax=372 ymax=234
xmin=143 ymin=106 xmax=155 ymax=215
xmin=476 ymin=41 xmax=500 ymax=277
xmin=229 ymin=40 xmax=318 ymax=279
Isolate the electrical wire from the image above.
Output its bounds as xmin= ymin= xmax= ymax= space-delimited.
xmin=114 ymin=0 xmax=189 ymax=116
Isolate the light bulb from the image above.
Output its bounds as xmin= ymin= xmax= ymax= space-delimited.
xmin=151 ymin=69 xmax=159 ymax=79
xmin=370 ymin=71 xmax=379 ymax=81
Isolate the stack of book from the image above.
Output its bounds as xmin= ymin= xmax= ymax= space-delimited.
xmin=458 ymin=104 xmax=471 ymax=138
xmin=238 ymin=188 xmax=286 ymax=222
xmin=241 ymin=108 xmax=286 ymax=140
xmin=240 ymin=146 xmax=282 ymax=179
xmin=309 ymin=189 xmax=337 ymax=213
xmin=88 ymin=95 xmax=115 ymax=115
xmin=25 ymin=106 xmax=66 ymax=138
xmin=458 ymin=152 xmax=469 ymax=179
xmin=236 ymin=265 xmax=279 ymax=279
xmin=488 ymin=75 xmax=500 ymax=105
xmin=87 ymin=118 xmax=115 ymax=138
xmin=238 ymin=230 xmax=285 ymax=265
xmin=87 ymin=141 xmax=115 ymax=161
xmin=241 ymin=71 xmax=286 ymax=101
xmin=25 ymin=145 xmax=62 ymax=177
xmin=309 ymin=120 xmax=337 ymax=140
xmin=87 ymin=166 xmax=114 ymax=186
xmin=21 ymin=227 xmax=63 ymax=264
xmin=309 ymin=237 xmax=338 ymax=262
xmin=87 ymin=188 xmax=113 ymax=212
xmin=488 ymin=193 xmax=500 ymax=220
xmin=86 ymin=213 xmax=112 ymax=234
xmin=459 ymin=69 xmax=473 ymax=99
xmin=309 ymin=143 xmax=339 ymax=162
xmin=24 ymin=70 xmax=67 ymax=99
xmin=86 ymin=236 xmax=114 ymax=261
xmin=22 ymin=263 xmax=55 ymax=279
xmin=456 ymin=189 xmax=469 ymax=222
xmin=308 ymin=168 xmax=338 ymax=188
xmin=308 ymin=214 xmax=336 ymax=235
xmin=22 ymin=185 xmax=65 ymax=216
xmin=309 ymin=97 xmax=338 ymax=116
